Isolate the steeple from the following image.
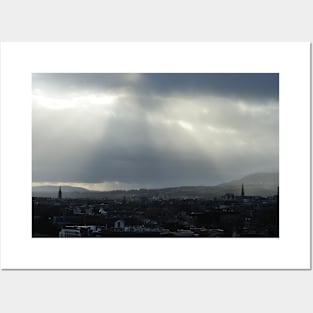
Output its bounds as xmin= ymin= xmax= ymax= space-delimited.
xmin=58 ymin=186 xmax=62 ymax=199
xmin=277 ymin=186 xmax=279 ymax=207
xmin=241 ymin=184 xmax=245 ymax=197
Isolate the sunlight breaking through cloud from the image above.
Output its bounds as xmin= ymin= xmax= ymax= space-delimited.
xmin=32 ymin=73 xmax=279 ymax=189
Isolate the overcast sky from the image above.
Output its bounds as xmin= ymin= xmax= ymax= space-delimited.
xmin=32 ymin=73 xmax=279 ymax=191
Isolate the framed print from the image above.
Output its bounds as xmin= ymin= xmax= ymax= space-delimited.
xmin=0 ymin=42 xmax=310 ymax=269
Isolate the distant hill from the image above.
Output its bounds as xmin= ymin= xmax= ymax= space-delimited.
xmin=32 ymin=172 xmax=279 ymax=199
xmin=218 ymin=172 xmax=279 ymax=196
xmin=32 ymin=185 xmax=91 ymax=193
xmin=222 ymin=172 xmax=279 ymax=186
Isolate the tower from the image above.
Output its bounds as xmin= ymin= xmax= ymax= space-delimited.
xmin=277 ymin=186 xmax=279 ymax=208
xmin=58 ymin=186 xmax=62 ymax=199
xmin=241 ymin=184 xmax=245 ymax=197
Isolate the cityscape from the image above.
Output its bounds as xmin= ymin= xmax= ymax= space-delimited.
xmin=32 ymin=73 xmax=279 ymax=238
xmin=32 ymin=178 xmax=279 ymax=237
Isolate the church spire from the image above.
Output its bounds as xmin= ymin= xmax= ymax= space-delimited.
xmin=241 ymin=184 xmax=245 ymax=197
xmin=277 ymin=186 xmax=279 ymax=207
xmin=58 ymin=186 xmax=62 ymax=199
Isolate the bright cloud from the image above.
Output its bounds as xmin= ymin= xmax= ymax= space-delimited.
xmin=32 ymin=73 xmax=279 ymax=189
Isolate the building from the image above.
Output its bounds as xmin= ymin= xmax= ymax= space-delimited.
xmin=59 ymin=227 xmax=81 ymax=237
xmin=73 ymin=205 xmax=95 ymax=215
xmin=114 ymin=219 xmax=125 ymax=229
xmin=58 ymin=186 xmax=62 ymax=199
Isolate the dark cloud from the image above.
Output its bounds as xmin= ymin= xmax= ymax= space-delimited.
xmin=138 ymin=73 xmax=279 ymax=102
xmin=33 ymin=73 xmax=278 ymax=102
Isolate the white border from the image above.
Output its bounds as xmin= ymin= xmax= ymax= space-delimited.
xmin=0 ymin=42 xmax=310 ymax=269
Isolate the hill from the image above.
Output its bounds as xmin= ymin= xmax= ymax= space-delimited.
xmin=218 ymin=172 xmax=279 ymax=196
xmin=223 ymin=172 xmax=278 ymax=186
xmin=32 ymin=172 xmax=279 ymax=199
xmin=32 ymin=185 xmax=91 ymax=193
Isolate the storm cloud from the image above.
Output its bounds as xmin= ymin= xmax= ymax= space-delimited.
xmin=32 ymin=73 xmax=279 ymax=190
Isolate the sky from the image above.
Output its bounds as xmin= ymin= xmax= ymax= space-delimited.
xmin=32 ymin=73 xmax=279 ymax=191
